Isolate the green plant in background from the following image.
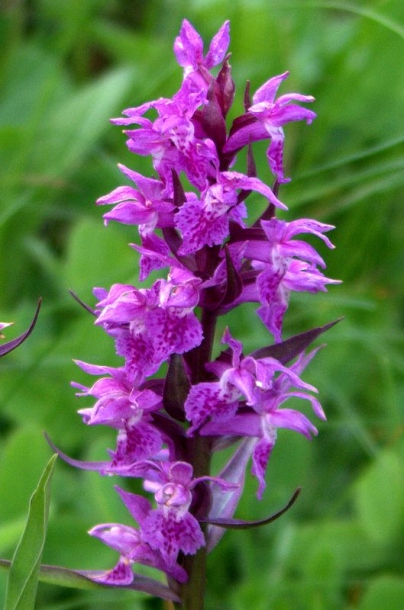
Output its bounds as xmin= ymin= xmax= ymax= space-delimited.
xmin=1 ymin=1 xmax=404 ymax=609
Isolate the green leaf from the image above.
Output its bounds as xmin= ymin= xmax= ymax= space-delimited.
xmin=4 ymin=454 xmax=57 ymax=610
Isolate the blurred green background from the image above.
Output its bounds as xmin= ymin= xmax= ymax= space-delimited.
xmin=1 ymin=0 xmax=404 ymax=608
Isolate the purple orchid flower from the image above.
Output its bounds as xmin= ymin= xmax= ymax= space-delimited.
xmin=185 ymin=328 xmax=319 ymax=435
xmin=174 ymin=20 xmax=230 ymax=79
xmin=72 ymin=361 xmax=164 ymax=464
xmin=224 ymin=72 xmax=316 ymax=183
xmin=255 ymin=258 xmax=340 ymax=342
xmin=224 ymin=218 xmax=340 ymax=341
xmin=96 ymin=163 xmax=173 ymax=279
xmin=96 ymin=164 xmax=174 ymax=231
xmin=88 ymin=490 xmax=187 ymax=585
xmin=43 ymin=18 xmax=340 ymax=605
xmin=112 ymin=97 xmax=219 ymax=192
xmin=93 ymin=271 xmax=203 ymax=383
xmin=174 ymin=19 xmax=230 ymax=100
xmin=200 ymin=336 xmax=325 ymax=499
xmin=175 ymin=171 xmax=286 ymax=255
xmin=112 ymin=462 xmax=235 ymax=567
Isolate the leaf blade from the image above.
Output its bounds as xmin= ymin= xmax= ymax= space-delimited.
xmin=4 ymin=454 xmax=57 ymax=610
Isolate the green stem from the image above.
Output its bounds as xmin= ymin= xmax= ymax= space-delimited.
xmin=187 ymin=307 xmax=217 ymax=384
xmin=177 ymin=308 xmax=217 ymax=609
xmin=178 ymin=437 xmax=211 ymax=609
xmin=179 ymin=543 xmax=208 ymax=610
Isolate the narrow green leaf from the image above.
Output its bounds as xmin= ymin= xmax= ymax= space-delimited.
xmin=4 ymin=454 xmax=57 ymax=610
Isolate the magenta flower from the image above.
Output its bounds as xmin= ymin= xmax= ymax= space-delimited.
xmin=113 ymin=462 xmax=234 ymax=567
xmin=97 ymin=164 xmax=175 ymax=231
xmin=201 ymin=342 xmax=325 ymax=499
xmin=185 ymin=328 xmax=318 ymax=435
xmin=175 ymin=171 xmax=286 ymax=255
xmin=174 ymin=20 xmax=230 ymax=77
xmin=112 ymin=97 xmax=219 ymax=191
xmin=89 ymin=490 xmax=187 ymax=585
xmin=94 ymin=271 xmax=203 ymax=383
xmin=224 ymin=72 xmax=316 ymax=183
xmin=247 ymin=218 xmax=336 ymax=266
xmin=174 ymin=19 xmax=230 ymax=95
xmin=96 ymin=163 xmax=174 ymax=279
xmin=255 ymin=259 xmax=340 ymax=342
xmin=72 ymin=361 xmax=164 ymax=464
xmin=226 ymin=217 xmax=340 ymax=341
xmin=44 ymin=18 xmax=340 ymax=604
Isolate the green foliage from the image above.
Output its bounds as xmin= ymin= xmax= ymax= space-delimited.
xmin=1 ymin=0 xmax=404 ymax=608
xmin=4 ymin=454 xmax=56 ymax=610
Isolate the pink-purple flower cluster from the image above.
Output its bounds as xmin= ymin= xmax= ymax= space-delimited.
xmin=60 ymin=19 xmax=339 ymax=599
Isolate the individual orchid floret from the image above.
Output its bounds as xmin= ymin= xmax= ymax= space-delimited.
xmin=202 ymin=344 xmax=325 ymax=499
xmin=96 ymin=163 xmax=173 ymax=279
xmin=255 ymin=259 xmax=340 ymax=342
xmin=175 ymin=171 xmax=286 ymax=255
xmin=72 ymin=361 xmax=164 ymax=464
xmin=112 ymin=98 xmax=219 ymax=191
xmin=185 ymin=328 xmax=311 ymax=433
xmin=247 ymin=218 xmax=336 ymax=267
xmin=96 ymin=164 xmax=175 ymax=231
xmin=89 ymin=491 xmax=187 ymax=585
xmin=94 ymin=271 xmax=203 ymax=383
xmin=113 ymin=462 xmax=232 ymax=566
xmin=227 ymin=217 xmax=339 ymax=341
xmin=139 ymin=462 xmax=205 ymax=565
xmin=174 ymin=20 xmax=230 ymax=92
xmin=224 ymin=71 xmax=316 ymax=183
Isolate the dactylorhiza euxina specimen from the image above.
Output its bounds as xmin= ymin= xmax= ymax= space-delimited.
xmin=52 ymin=20 xmax=340 ymax=606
